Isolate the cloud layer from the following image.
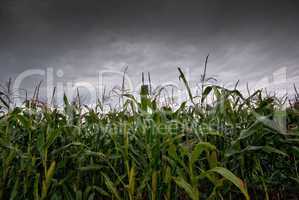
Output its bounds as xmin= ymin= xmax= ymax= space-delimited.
xmin=0 ymin=0 xmax=299 ymax=101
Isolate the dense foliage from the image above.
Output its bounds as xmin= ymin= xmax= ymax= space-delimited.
xmin=0 ymin=69 xmax=299 ymax=199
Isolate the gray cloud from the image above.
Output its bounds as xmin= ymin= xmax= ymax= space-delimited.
xmin=0 ymin=0 xmax=299 ymax=100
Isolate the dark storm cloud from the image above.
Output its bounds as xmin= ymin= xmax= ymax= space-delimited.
xmin=0 ymin=0 xmax=299 ymax=96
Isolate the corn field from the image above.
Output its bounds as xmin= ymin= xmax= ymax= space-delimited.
xmin=0 ymin=68 xmax=299 ymax=200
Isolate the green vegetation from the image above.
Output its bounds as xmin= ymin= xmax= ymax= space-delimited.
xmin=0 ymin=67 xmax=299 ymax=199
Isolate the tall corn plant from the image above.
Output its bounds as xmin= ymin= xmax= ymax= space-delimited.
xmin=0 ymin=70 xmax=298 ymax=199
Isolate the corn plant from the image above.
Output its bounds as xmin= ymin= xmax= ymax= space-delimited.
xmin=0 ymin=68 xmax=298 ymax=199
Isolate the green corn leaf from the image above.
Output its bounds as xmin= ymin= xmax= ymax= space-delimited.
xmin=191 ymin=142 xmax=216 ymax=165
xmin=173 ymin=177 xmax=199 ymax=200
xmin=201 ymin=86 xmax=213 ymax=103
xmin=262 ymin=146 xmax=288 ymax=157
xmin=102 ymin=173 xmax=122 ymax=200
xmin=208 ymin=167 xmax=250 ymax=200
xmin=178 ymin=67 xmax=194 ymax=104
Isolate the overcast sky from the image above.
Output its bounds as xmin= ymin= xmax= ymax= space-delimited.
xmin=0 ymin=0 xmax=299 ymax=102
